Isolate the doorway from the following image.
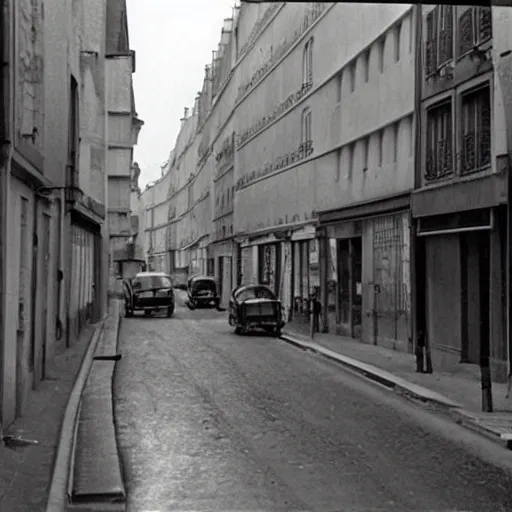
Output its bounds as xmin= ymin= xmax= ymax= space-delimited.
xmin=337 ymin=237 xmax=362 ymax=338
xmin=460 ymin=230 xmax=490 ymax=365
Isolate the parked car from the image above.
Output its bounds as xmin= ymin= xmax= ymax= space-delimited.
xmin=187 ymin=275 xmax=220 ymax=309
xmin=228 ymin=283 xmax=285 ymax=336
xmin=123 ymin=272 xmax=175 ymax=318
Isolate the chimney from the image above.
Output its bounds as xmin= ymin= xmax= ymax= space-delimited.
xmin=180 ymin=107 xmax=189 ymax=122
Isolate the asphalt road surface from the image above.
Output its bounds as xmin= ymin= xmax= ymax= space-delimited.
xmin=113 ymin=294 xmax=512 ymax=511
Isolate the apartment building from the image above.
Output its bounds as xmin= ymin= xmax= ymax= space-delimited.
xmin=106 ymin=0 xmax=144 ymax=292
xmin=0 ymin=0 xmax=139 ymax=434
xmin=412 ymin=5 xmax=512 ymax=381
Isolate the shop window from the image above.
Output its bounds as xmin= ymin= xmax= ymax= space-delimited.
xmin=460 ymin=85 xmax=491 ymax=174
xmin=259 ymin=244 xmax=280 ymax=295
xmin=425 ymin=101 xmax=453 ymax=180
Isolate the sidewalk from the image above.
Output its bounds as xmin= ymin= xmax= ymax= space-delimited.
xmin=282 ymin=323 xmax=512 ymax=446
xmin=0 ymin=323 xmax=97 ymax=512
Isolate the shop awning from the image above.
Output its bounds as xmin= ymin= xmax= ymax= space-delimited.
xmin=317 ymin=191 xmax=411 ymax=226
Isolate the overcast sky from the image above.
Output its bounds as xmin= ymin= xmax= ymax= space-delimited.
xmin=126 ymin=0 xmax=235 ymax=188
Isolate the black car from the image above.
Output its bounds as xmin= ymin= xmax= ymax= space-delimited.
xmin=187 ymin=275 xmax=220 ymax=308
xmin=123 ymin=272 xmax=175 ymax=317
xmin=228 ymin=283 xmax=285 ymax=336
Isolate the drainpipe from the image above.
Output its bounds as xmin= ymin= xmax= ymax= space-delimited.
xmin=56 ymin=189 xmax=65 ymax=340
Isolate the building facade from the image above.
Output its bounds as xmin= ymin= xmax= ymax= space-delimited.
xmin=139 ymin=2 xmax=416 ymax=328
xmin=0 ymin=0 xmax=139 ymax=434
xmin=412 ymin=5 xmax=511 ymax=382
xmin=106 ymin=0 xmax=143 ymax=293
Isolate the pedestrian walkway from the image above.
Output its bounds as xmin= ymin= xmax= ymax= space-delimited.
xmin=0 ymin=323 xmax=97 ymax=512
xmin=282 ymin=323 xmax=512 ymax=446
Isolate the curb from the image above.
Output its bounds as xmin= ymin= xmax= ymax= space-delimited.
xmin=279 ymin=333 xmax=461 ymax=410
xmin=45 ymin=320 xmax=106 ymax=512
xmin=68 ymin=299 xmax=125 ymax=508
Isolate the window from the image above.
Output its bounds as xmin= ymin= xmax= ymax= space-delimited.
xmin=438 ymin=6 xmax=454 ymax=66
xmin=378 ymin=37 xmax=385 ymax=73
xmin=336 ymin=72 xmax=342 ymax=102
xmin=362 ymin=137 xmax=369 ymax=171
xmin=458 ymin=7 xmax=492 ymax=56
xmin=394 ymin=22 xmax=401 ymax=62
xmin=334 ymin=148 xmax=341 ymax=181
xmin=348 ymin=142 xmax=355 ymax=176
xmin=350 ymin=61 xmax=356 ymax=92
xmin=303 ymin=38 xmax=313 ymax=85
xmin=393 ymin=122 xmax=399 ymax=162
xmin=425 ymin=101 xmax=453 ymax=180
xmin=378 ymin=129 xmax=384 ymax=166
xmin=364 ymin=50 xmax=370 ymax=82
xmin=301 ymin=107 xmax=312 ymax=143
xmin=460 ymin=85 xmax=491 ymax=174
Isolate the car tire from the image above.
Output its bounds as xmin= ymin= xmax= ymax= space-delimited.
xmin=144 ymin=310 xmax=152 ymax=317
xmin=234 ymin=325 xmax=243 ymax=335
xmin=167 ymin=304 xmax=174 ymax=318
xmin=125 ymin=306 xmax=133 ymax=317
xmin=273 ymin=327 xmax=282 ymax=338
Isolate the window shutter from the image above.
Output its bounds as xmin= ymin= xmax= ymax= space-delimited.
xmin=425 ymin=10 xmax=437 ymax=75
xmin=439 ymin=6 xmax=453 ymax=65
xmin=478 ymin=7 xmax=492 ymax=41
xmin=459 ymin=8 xmax=474 ymax=55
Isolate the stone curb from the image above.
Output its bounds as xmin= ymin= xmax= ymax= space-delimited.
xmin=68 ymin=299 xmax=125 ymax=506
xmin=279 ymin=333 xmax=462 ymax=409
xmin=45 ymin=320 xmax=106 ymax=512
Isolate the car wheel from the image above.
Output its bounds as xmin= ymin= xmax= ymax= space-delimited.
xmin=234 ymin=325 xmax=243 ymax=335
xmin=273 ymin=328 xmax=282 ymax=337
xmin=167 ymin=304 xmax=174 ymax=318
xmin=144 ymin=310 xmax=152 ymax=317
xmin=125 ymin=306 xmax=133 ymax=317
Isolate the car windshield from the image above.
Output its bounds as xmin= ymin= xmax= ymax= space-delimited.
xmin=132 ymin=276 xmax=172 ymax=290
xmin=193 ymin=280 xmax=216 ymax=292
xmin=236 ymin=287 xmax=275 ymax=302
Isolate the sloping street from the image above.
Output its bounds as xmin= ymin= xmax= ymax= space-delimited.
xmin=113 ymin=296 xmax=512 ymax=511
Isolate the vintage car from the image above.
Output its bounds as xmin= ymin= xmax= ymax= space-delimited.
xmin=187 ymin=275 xmax=220 ymax=309
xmin=123 ymin=271 xmax=175 ymax=317
xmin=228 ymin=284 xmax=285 ymax=336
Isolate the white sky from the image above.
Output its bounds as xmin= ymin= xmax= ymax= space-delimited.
xmin=127 ymin=0 xmax=235 ymax=188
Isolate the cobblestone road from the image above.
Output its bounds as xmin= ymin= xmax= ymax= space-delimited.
xmin=113 ymin=295 xmax=512 ymax=511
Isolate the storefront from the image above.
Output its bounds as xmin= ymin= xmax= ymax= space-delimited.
xmin=317 ymin=193 xmax=412 ymax=352
xmin=210 ymin=239 xmax=234 ymax=306
xmin=68 ymin=211 xmax=102 ymax=345
xmin=289 ymin=238 xmax=320 ymax=331
xmin=412 ymin=174 xmax=507 ymax=381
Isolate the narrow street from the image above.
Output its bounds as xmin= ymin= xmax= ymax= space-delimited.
xmin=113 ymin=295 xmax=512 ymax=512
